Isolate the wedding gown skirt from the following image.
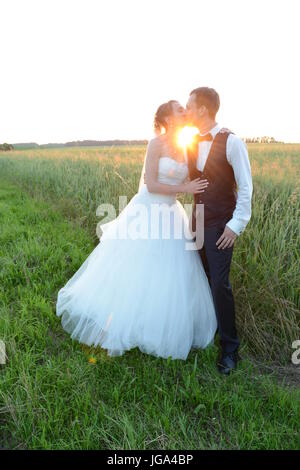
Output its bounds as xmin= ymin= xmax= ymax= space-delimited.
xmin=56 ymin=157 xmax=217 ymax=360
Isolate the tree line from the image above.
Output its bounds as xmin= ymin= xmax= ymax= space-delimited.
xmin=1 ymin=137 xmax=285 ymax=151
xmin=5 ymin=140 xmax=148 ymax=150
xmin=243 ymin=136 xmax=283 ymax=143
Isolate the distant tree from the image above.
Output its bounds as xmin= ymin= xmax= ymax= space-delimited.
xmin=0 ymin=143 xmax=14 ymax=151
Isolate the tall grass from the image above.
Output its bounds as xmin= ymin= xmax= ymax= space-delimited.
xmin=0 ymin=143 xmax=299 ymax=362
xmin=0 ymin=179 xmax=299 ymax=450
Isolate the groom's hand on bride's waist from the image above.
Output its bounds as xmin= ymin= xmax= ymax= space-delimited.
xmin=216 ymin=226 xmax=237 ymax=250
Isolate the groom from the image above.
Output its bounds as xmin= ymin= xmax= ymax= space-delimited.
xmin=186 ymin=87 xmax=253 ymax=375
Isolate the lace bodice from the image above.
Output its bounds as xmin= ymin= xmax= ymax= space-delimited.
xmin=157 ymin=157 xmax=188 ymax=185
xmin=138 ymin=156 xmax=189 ymax=203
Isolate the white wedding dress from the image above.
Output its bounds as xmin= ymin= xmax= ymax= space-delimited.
xmin=56 ymin=156 xmax=217 ymax=360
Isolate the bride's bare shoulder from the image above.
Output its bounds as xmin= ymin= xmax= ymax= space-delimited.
xmin=148 ymin=134 xmax=166 ymax=146
xmin=147 ymin=135 xmax=165 ymax=154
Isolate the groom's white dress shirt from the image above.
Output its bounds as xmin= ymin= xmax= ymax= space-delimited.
xmin=197 ymin=124 xmax=253 ymax=236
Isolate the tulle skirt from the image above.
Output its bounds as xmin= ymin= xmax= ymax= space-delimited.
xmin=56 ymin=184 xmax=217 ymax=360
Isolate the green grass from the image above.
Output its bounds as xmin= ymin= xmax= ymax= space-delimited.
xmin=0 ymin=144 xmax=299 ymax=361
xmin=0 ymin=177 xmax=299 ymax=450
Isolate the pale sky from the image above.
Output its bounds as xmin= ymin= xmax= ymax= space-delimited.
xmin=1 ymin=0 xmax=299 ymax=144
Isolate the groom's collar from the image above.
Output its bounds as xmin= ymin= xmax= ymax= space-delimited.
xmin=199 ymin=123 xmax=221 ymax=139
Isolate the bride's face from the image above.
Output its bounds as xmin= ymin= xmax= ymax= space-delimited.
xmin=166 ymin=102 xmax=186 ymax=128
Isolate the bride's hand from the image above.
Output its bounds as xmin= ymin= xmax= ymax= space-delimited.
xmin=184 ymin=178 xmax=209 ymax=194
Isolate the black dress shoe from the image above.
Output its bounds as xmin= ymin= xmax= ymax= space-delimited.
xmin=217 ymin=351 xmax=240 ymax=375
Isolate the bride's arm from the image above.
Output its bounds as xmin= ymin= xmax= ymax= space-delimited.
xmin=144 ymin=138 xmax=208 ymax=196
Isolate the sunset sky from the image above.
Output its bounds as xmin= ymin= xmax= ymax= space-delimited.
xmin=1 ymin=0 xmax=299 ymax=144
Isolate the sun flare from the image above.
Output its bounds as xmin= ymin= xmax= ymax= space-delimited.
xmin=177 ymin=126 xmax=199 ymax=148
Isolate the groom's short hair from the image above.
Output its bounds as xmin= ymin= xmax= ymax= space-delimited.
xmin=190 ymin=87 xmax=220 ymax=119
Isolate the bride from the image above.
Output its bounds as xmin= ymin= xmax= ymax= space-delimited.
xmin=56 ymin=100 xmax=217 ymax=360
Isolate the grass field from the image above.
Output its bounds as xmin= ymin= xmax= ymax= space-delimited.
xmin=0 ymin=144 xmax=299 ymax=449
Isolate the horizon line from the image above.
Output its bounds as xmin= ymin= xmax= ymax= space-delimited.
xmin=4 ymin=136 xmax=300 ymax=146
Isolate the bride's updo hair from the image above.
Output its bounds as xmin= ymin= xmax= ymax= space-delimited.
xmin=154 ymin=100 xmax=177 ymax=134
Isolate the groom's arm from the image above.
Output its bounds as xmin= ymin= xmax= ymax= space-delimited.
xmin=216 ymin=135 xmax=253 ymax=250
xmin=226 ymin=135 xmax=253 ymax=236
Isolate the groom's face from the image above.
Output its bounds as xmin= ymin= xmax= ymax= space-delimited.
xmin=186 ymin=93 xmax=204 ymax=127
